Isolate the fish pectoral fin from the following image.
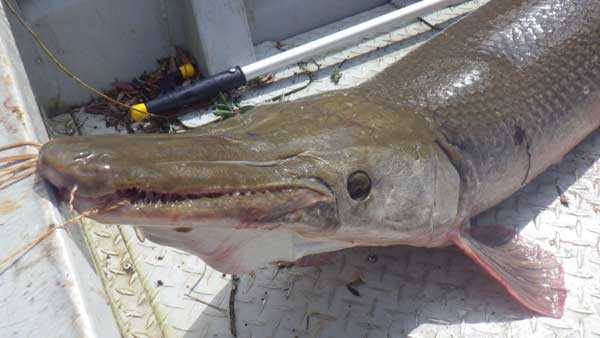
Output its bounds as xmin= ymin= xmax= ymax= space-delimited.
xmin=449 ymin=224 xmax=566 ymax=318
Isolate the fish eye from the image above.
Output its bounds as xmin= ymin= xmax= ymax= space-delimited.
xmin=347 ymin=171 xmax=371 ymax=201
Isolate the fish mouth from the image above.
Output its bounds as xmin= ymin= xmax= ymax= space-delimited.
xmin=54 ymin=175 xmax=336 ymax=228
xmin=72 ymin=185 xmax=335 ymax=228
xmin=109 ymin=186 xmax=322 ymax=206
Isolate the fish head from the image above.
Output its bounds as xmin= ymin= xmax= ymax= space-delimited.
xmin=38 ymin=92 xmax=460 ymax=253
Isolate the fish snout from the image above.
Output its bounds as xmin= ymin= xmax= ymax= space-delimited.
xmin=38 ymin=138 xmax=116 ymax=197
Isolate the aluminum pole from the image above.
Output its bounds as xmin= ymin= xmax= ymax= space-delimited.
xmin=241 ymin=0 xmax=463 ymax=80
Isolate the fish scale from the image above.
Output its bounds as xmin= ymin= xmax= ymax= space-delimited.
xmin=367 ymin=0 xmax=600 ymax=218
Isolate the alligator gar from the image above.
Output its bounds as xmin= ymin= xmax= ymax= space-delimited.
xmin=37 ymin=0 xmax=600 ymax=318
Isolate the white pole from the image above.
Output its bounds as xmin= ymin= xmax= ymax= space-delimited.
xmin=241 ymin=0 xmax=463 ymax=80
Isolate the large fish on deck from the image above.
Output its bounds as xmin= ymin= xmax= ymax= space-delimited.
xmin=37 ymin=0 xmax=600 ymax=318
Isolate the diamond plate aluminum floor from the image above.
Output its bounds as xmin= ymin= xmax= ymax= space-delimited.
xmin=73 ymin=1 xmax=600 ymax=337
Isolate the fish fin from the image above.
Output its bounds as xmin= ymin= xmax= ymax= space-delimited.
xmin=143 ymin=226 xmax=294 ymax=273
xmin=448 ymin=224 xmax=566 ymax=318
xmin=141 ymin=226 xmax=349 ymax=274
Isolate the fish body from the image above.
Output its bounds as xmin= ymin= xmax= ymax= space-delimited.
xmin=38 ymin=0 xmax=600 ymax=318
xmin=370 ymin=0 xmax=600 ymax=221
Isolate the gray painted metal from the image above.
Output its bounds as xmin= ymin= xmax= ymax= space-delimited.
xmin=184 ymin=0 xmax=256 ymax=76
xmin=244 ymin=0 xmax=389 ymax=43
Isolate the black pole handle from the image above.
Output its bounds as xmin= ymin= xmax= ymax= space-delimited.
xmin=131 ymin=66 xmax=246 ymax=121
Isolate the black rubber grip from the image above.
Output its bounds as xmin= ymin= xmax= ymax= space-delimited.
xmin=146 ymin=66 xmax=247 ymax=114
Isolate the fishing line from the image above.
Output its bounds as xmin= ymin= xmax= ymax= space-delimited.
xmin=0 ymin=142 xmax=40 ymax=189
xmin=69 ymin=185 xmax=78 ymax=213
xmin=0 ymin=141 xmax=41 ymax=151
xmin=0 ymin=198 xmax=130 ymax=273
xmin=0 ymin=158 xmax=36 ymax=174
xmin=0 ymin=154 xmax=37 ymax=163
xmin=0 ymin=166 xmax=36 ymax=189
xmin=0 ymin=141 xmax=130 ymax=272
xmin=0 ymin=223 xmax=60 ymax=272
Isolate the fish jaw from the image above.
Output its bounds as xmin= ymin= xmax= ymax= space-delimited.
xmin=72 ymin=184 xmax=335 ymax=228
xmin=37 ymin=134 xmax=338 ymax=230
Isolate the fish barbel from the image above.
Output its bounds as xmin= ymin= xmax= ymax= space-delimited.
xmin=37 ymin=0 xmax=600 ymax=318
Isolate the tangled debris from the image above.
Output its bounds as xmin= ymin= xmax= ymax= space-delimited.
xmin=51 ymin=47 xmax=273 ymax=136
xmin=330 ymin=64 xmax=343 ymax=84
xmin=77 ymin=47 xmax=199 ymax=133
